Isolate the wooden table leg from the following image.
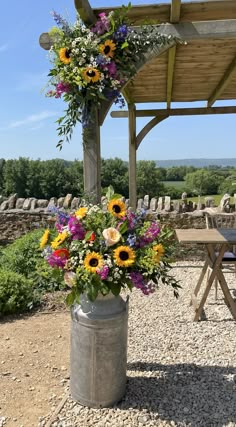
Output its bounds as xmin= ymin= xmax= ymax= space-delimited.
xmin=217 ymin=269 xmax=236 ymax=320
xmin=193 ymin=244 xmax=226 ymax=321
xmin=190 ymin=259 xmax=209 ymax=307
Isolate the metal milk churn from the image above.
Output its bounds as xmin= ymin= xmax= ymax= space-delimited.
xmin=70 ymin=292 xmax=129 ymax=408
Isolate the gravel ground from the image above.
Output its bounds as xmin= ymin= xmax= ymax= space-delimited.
xmin=38 ymin=261 xmax=236 ymax=427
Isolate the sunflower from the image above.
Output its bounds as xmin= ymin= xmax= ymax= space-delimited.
xmin=84 ymin=252 xmax=103 ymax=273
xmin=83 ymin=67 xmax=100 ymax=83
xmin=51 ymin=231 xmax=68 ymax=249
xmin=108 ymin=199 xmax=126 ymax=218
xmin=59 ymin=47 xmax=72 ymax=64
xmin=113 ymin=246 xmax=136 ymax=267
xmin=75 ymin=207 xmax=88 ymax=219
xmin=99 ymin=40 xmax=116 ymax=58
xmin=39 ymin=229 xmax=50 ymax=249
xmin=152 ymin=244 xmax=165 ymax=263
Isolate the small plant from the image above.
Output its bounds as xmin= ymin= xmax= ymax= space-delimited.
xmin=0 ymin=269 xmax=39 ymax=316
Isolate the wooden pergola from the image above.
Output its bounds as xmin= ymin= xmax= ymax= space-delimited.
xmin=41 ymin=1 xmax=236 ymax=207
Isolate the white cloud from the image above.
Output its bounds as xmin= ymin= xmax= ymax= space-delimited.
xmin=8 ymin=111 xmax=59 ymax=129
xmin=0 ymin=44 xmax=8 ymax=53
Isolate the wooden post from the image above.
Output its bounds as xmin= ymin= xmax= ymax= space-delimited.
xmin=128 ymin=104 xmax=137 ymax=210
xmin=82 ymin=108 xmax=101 ymax=204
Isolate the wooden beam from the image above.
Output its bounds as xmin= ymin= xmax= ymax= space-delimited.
xmin=136 ymin=115 xmax=169 ymax=148
xmin=128 ymin=104 xmax=137 ymax=210
xmin=167 ymin=1 xmax=181 ymax=108
xmin=74 ymin=0 xmax=97 ymax=25
xmin=82 ymin=108 xmax=101 ymax=204
xmin=170 ymin=0 xmax=181 ymax=23
xmin=156 ymin=19 xmax=236 ymax=41
xmin=111 ymin=106 xmax=236 ymax=118
xmin=93 ymin=2 xmax=236 ymax=25
xmin=166 ymin=45 xmax=177 ymax=109
xmin=208 ymin=55 xmax=236 ymax=107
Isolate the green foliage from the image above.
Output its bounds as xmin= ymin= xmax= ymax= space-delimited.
xmin=218 ymin=175 xmax=236 ymax=196
xmin=0 ymin=269 xmax=39 ymax=316
xmin=137 ymin=161 xmax=165 ymax=198
xmin=0 ymin=229 xmax=65 ymax=293
xmin=185 ymin=169 xmax=224 ymax=196
xmin=101 ymin=158 xmax=129 ymax=198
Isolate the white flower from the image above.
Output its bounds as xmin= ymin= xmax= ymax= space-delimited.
xmin=82 ymin=53 xmax=86 ymax=58
xmin=102 ymin=227 xmax=121 ymax=247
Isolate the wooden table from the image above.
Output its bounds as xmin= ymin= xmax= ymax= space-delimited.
xmin=175 ymin=228 xmax=236 ymax=321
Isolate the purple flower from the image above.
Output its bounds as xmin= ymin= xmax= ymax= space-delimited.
xmin=47 ymin=253 xmax=66 ymax=268
xmin=55 ymin=211 xmax=70 ymax=232
xmin=127 ymin=211 xmax=137 ymax=230
xmin=126 ymin=233 xmax=136 ymax=247
xmin=96 ymin=54 xmax=107 ymax=66
xmin=97 ymin=265 xmax=109 ymax=280
xmin=91 ymin=13 xmax=110 ymax=35
xmin=50 ymin=10 xmax=71 ymax=34
xmin=113 ymin=24 xmax=129 ymax=42
xmin=55 ymin=82 xmax=71 ymax=98
xmin=106 ymin=61 xmax=117 ymax=77
xmin=138 ymin=222 xmax=160 ymax=248
xmin=68 ymin=216 xmax=85 ymax=240
xmin=130 ymin=272 xmax=155 ymax=295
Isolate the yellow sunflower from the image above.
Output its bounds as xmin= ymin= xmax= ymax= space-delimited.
xmin=99 ymin=40 xmax=116 ymax=58
xmin=152 ymin=244 xmax=165 ymax=263
xmin=51 ymin=231 xmax=68 ymax=249
xmin=39 ymin=229 xmax=50 ymax=249
xmin=75 ymin=207 xmax=88 ymax=219
xmin=83 ymin=67 xmax=100 ymax=83
xmin=59 ymin=47 xmax=72 ymax=64
xmin=113 ymin=246 xmax=136 ymax=267
xmin=108 ymin=199 xmax=126 ymax=218
xmin=84 ymin=252 xmax=103 ymax=273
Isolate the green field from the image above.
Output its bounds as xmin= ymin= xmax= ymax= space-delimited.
xmin=163 ymin=181 xmax=185 ymax=188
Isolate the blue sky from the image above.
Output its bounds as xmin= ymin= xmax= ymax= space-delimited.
xmin=0 ymin=0 xmax=235 ymax=162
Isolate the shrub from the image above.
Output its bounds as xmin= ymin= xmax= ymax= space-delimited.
xmin=0 ymin=269 xmax=39 ymax=316
xmin=0 ymin=229 xmax=65 ymax=293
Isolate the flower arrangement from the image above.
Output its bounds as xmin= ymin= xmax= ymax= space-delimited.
xmin=45 ymin=4 xmax=176 ymax=148
xmin=40 ymin=188 xmax=180 ymax=304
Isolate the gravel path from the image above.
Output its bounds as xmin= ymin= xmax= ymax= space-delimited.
xmin=39 ymin=261 xmax=236 ymax=427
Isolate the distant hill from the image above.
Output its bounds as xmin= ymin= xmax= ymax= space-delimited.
xmin=155 ymin=158 xmax=236 ymax=168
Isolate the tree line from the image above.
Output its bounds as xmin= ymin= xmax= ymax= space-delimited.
xmin=0 ymin=157 xmax=235 ymax=200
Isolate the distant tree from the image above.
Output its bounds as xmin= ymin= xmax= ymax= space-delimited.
xmin=185 ymin=169 xmax=224 ymax=195
xmin=0 ymin=159 xmax=5 ymax=194
xmin=218 ymin=175 xmax=236 ymax=196
xmin=136 ymin=161 xmax=165 ymax=198
xmin=101 ymin=158 xmax=129 ymax=197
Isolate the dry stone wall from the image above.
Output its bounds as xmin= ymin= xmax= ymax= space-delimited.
xmin=0 ymin=192 xmax=234 ymax=246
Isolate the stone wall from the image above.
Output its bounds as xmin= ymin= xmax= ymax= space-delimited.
xmin=0 ymin=192 xmax=233 ymax=248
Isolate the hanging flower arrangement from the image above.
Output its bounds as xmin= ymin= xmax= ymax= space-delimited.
xmin=39 ymin=187 xmax=180 ymax=304
xmin=45 ymin=4 xmax=177 ymax=149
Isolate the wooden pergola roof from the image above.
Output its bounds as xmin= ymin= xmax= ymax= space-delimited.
xmin=72 ymin=1 xmax=236 ymax=206
xmin=90 ymin=0 xmax=236 ymax=108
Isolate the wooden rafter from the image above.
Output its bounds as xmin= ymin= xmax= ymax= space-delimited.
xmin=167 ymin=0 xmax=181 ymax=109
xmin=111 ymin=106 xmax=236 ymax=118
xmin=74 ymin=0 xmax=96 ymax=25
xmin=170 ymin=0 xmax=181 ymax=23
xmin=207 ymin=55 xmax=236 ymax=107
